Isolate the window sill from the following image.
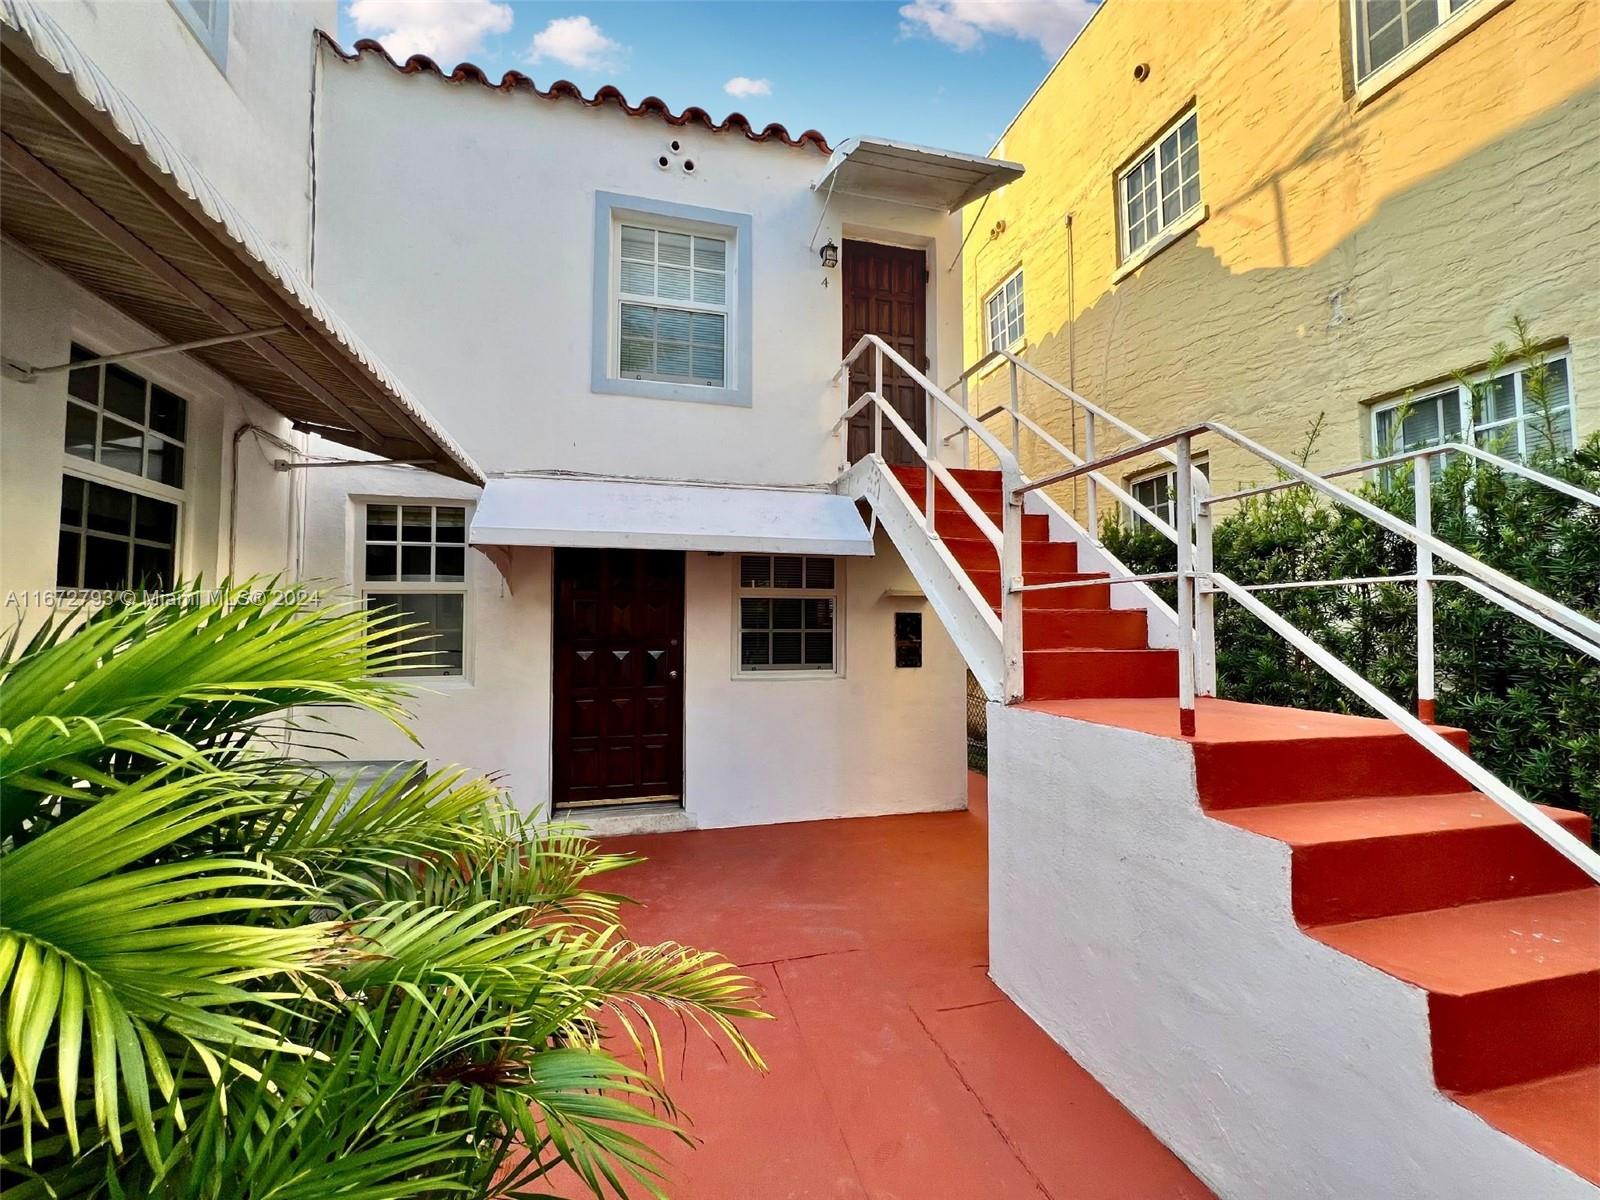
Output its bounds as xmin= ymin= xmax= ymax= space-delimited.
xmin=733 ymin=669 xmax=843 ymax=683
xmin=592 ymin=375 xmax=753 ymax=408
xmin=1353 ymin=0 xmax=1512 ymax=108
xmin=1112 ymin=205 xmax=1208 ymax=283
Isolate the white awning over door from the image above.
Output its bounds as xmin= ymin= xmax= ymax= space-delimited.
xmin=471 ymin=476 xmax=875 ymax=556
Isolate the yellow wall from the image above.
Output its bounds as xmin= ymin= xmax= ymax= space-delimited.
xmin=961 ymin=0 xmax=1600 ymax=509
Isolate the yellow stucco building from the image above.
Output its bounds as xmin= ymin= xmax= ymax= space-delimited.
xmin=961 ymin=0 xmax=1600 ymax=521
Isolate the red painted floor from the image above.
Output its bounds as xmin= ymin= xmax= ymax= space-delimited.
xmin=567 ymin=775 xmax=1214 ymax=1200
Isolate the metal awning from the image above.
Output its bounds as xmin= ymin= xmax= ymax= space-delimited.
xmin=0 ymin=0 xmax=483 ymax=483
xmin=471 ymin=476 xmax=876 ymax=556
xmin=811 ymin=136 xmax=1024 ymax=213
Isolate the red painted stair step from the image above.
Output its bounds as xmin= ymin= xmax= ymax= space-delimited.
xmin=943 ymin=536 xmax=1079 ymax=574
xmin=969 ymin=571 xmax=1113 ymax=611
xmin=1023 ymin=647 xmax=1179 ymax=700
xmin=1217 ymin=793 xmax=1595 ymax=924
xmin=1453 ymin=1067 xmax=1599 ymax=1184
xmin=1022 ymin=608 xmax=1150 ymax=650
xmin=1194 ymin=727 xmax=1475 ymax=810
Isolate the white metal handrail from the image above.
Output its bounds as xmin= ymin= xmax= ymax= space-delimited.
xmin=834 ymin=334 xmax=1026 ymax=698
xmin=1027 ymin=418 xmax=1599 ymax=879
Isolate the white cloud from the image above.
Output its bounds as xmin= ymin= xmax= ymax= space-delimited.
xmin=348 ymin=0 xmax=514 ymax=64
xmin=724 ymin=76 xmax=773 ymax=99
xmin=898 ymin=0 xmax=1097 ymax=57
xmin=527 ymin=15 xmax=624 ymax=72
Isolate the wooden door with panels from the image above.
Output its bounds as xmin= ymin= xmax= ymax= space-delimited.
xmin=843 ymin=240 xmax=929 ymax=466
xmin=551 ymin=548 xmax=685 ymax=809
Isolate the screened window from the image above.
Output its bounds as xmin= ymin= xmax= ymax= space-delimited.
xmin=171 ymin=0 xmax=229 ymax=67
xmin=56 ymin=476 xmax=178 ymax=591
xmin=1126 ymin=459 xmax=1209 ymax=529
xmin=65 ymin=344 xmax=187 ymax=488
xmin=1372 ymin=354 xmax=1574 ymax=465
xmin=617 ymin=224 xmax=729 ymax=388
xmin=362 ymin=503 xmax=469 ymax=677
xmin=737 ymin=555 xmax=838 ymax=674
xmin=985 ymin=270 xmax=1025 ymax=351
xmin=1353 ymin=0 xmax=1480 ymax=80
xmin=1118 ymin=109 xmax=1201 ymax=260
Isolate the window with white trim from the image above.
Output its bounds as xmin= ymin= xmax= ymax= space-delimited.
xmin=1125 ymin=458 xmax=1209 ymax=529
xmin=170 ymin=0 xmax=229 ymax=68
xmin=1352 ymin=0 xmax=1480 ymax=80
xmin=737 ymin=555 xmax=838 ymax=674
xmin=617 ymin=224 xmax=729 ymax=389
xmin=1118 ymin=108 xmax=1201 ymax=260
xmin=362 ymin=503 xmax=469 ymax=677
xmin=1372 ymin=352 xmax=1574 ymax=464
xmin=984 ymin=270 xmax=1025 ymax=351
xmin=57 ymin=345 xmax=187 ymax=590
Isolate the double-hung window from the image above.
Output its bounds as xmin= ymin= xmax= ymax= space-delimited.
xmin=618 ymin=224 xmax=729 ymax=388
xmin=984 ymin=270 xmax=1025 ymax=352
xmin=737 ymin=555 xmax=839 ymax=675
xmin=594 ymin=193 xmax=751 ymax=406
xmin=1352 ymin=0 xmax=1481 ymax=81
xmin=1118 ymin=108 xmax=1201 ymax=261
xmin=1372 ymin=352 xmax=1574 ymax=464
xmin=57 ymin=344 xmax=186 ymax=590
xmin=362 ymin=503 xmax=469 ymax=677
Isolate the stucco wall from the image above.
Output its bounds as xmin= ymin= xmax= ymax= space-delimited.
xmin=0 ymin=245 xmax=298 ymax=620
xmin=986 ymin=702 xmax=1595 ymax=1199
xmin=963 ymin=0 xmax=1600 ymax=506
xmin=311 ymin=53 xmax=966 ymax=486
xmin=34 ymin=0 xmax=332 ymax=270
xmin=297 ymin=454 xmax=967 ymax=825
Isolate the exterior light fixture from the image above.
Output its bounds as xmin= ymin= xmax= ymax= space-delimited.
xmin=819 ymin=240 xmax=839 ymax=269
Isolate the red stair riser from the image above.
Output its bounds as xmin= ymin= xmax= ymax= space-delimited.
xmin=945 ymin=538 xmax=1079 ymax=574
xmin=933 ymin=509 xmax=1051 ymax=544
xmin=1022 ymin=649 xmax=1179 ymax=700
xmin=1023 ymin=609 xmax=1150 ymax=649
xmin=1431 ymin=971 xmax=1600 ymax=1092
xmin=1291 ymin=814 xmax=1595 ymax=926
xmin=1195 ymin=730 xmax=1475 ymax=809
xmin=970 ymin=573 xmax=1113 ymax=611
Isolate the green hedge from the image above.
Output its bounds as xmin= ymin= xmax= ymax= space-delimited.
xmin=1099 ymin=434 xmax=1600 ymax=831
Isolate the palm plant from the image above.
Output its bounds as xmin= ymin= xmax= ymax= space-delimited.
xmin=0 ymin=584 xmax=766 ymax=1198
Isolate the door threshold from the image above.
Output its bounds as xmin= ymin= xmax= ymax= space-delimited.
xmin=556 ymin=800 xmax=696 ymax=837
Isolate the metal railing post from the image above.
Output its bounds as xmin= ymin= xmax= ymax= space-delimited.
xmin=1415 ymin=453 xmax=1436 ymax=722
xmin=1174 ymin=434 xmax=1198 ymax=735
xmin=1008 ymin=360 xmax=1021 ymax=459
xmin=838 ymin=360 xmax=850 ymax=475
xmin=1083 ymin=411 xmax=1098 ymax=543
xmin=1195 ymin=467 xmax=1216 ymax=696
xmin=959 ymin=377 xmax=971 ymax=469
xmin=1002 ymin=472 xmax=1025 ymax=702
xmin=873 ymin=347 xmax=883 ymax=460
xmin=926 ymin=392 xmax=937 ymax=538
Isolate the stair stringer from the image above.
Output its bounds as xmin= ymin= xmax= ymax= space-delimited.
xmin=838 ymin=455 xmax=1006 ymax=699
xmin=985 ymin=702 xmax=1598 ymax=1200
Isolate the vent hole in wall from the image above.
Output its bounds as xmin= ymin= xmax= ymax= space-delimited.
xmin=670 ymin=139 xmax=682 ymax=152
xmin=657 ymin=155 xmax=670 ymax=168
xmin=683 ymin=159 xmax=696 ymax=173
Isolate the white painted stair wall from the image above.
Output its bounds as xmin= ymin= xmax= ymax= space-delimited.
xmin=986 ymin=702 xmax=1597 ymax=1200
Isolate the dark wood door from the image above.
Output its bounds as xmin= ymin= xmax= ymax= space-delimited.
xmin=843 ymin=240 xmax=928 ymax=465
xmin=552 ymin=548 xmax=684 ymax=809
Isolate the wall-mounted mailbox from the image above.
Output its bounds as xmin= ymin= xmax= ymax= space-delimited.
xmin=894 ymin=611 xmax=922 ymax=668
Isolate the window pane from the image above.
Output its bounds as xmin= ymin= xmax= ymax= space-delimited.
xmin=64 ymin=402 xmax=98 ymax=461
xmin=365 ymin=544 xmax=398 ymax=581
xmin=1483 ymin=376 xmax=1517 ymax=424
xmin=691 ymin=344 xmax=725 ymax=386
xmin=68 ymin=364 xmax=99 ymax=405
xmin=86 ymin=482 xmax=132 ymax=535
xmin=367 ymin=504 xmax=398 ymax=542
xmin=435 ymin=507 xmax=467 ymax=543
xmin=149 ymin=386 xmax=186 ymax=441
xmin=132 ymin=542 xmax=174 ymax=592
xmin=805 ymin=557 xmax=835 ymax=589
xmin=99 ymin=417 xmax=144 ymax=476
xmin=772 ymin=598 xmax=804 ymax=629
xmin=656 ymin=265 xmax=692 ymax=301
xmin=401 ymin=506 xmax=432 ymax=542
xmin=740 ymin=596 xmax=770 ymax=628
xmin=804 ymin=631 xmax=833 ymax=666
xmin=620 ymin=304 xmax=654 ymax=338
xmin=657 ymin=231 xmax=692 ymax=267
xmin=134 ymin=495 xmax=177 ymax=544
xmin=772 ymin=556 xmax=805 ymax=588
xmin=435 ymin=546 xmax=465 ymax=581
xmin=692 ymin=270 xmax=726 ymax=305
xmin=372 ymin=592 xmax=465 ymax=676
xmin=803 ymin=597 xmax=834 ymax=629
xmin=401 ymin=545 xmax=432 ymax=581
xmin=656 ymin=308 xmax=691 ymax=343
xmin=60 ymin=475 xmax=85 ymax=526
xmin=83 ymin=535 xmax=128 ymax=589
xmin=621 ymin=339 xmax=654 ymax=375
xmin=771 ymin=631 xmax=803 ymax=665
xmin=621 ymin=226 xmax=654 ymax=260
xmin=740 ymin=631 xmax=768 ymax=667
xmin=103 ymin=364 xmax=146 ymax=424
xmin=740 ymin=556 xmax=771 ymax=588
xmin=620 ymin=259 xmax=655 ymax=295
xmin=657 ymin=343 xmax=691 ymax=377
xmin=147 ymin=440 xmax=184 ymax=487
xmin=56 ymin=531 xmax=81 ymax=587
xmin=693 ymin=237 xmax=726 ymax=271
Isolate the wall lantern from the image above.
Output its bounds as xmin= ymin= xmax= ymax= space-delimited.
xmin=819 ymin=240 xmax=839 ymax=269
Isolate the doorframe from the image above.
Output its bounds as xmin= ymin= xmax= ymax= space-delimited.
xmin=839 ymin=224 xmax=940 ymax=385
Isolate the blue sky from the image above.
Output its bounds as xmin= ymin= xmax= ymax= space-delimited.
xmin=338 ymin=1 xmax=1100 ymax=153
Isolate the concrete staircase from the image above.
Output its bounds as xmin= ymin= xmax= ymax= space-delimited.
xmin=890 ymin=463 xmax=1600 ymax=1188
